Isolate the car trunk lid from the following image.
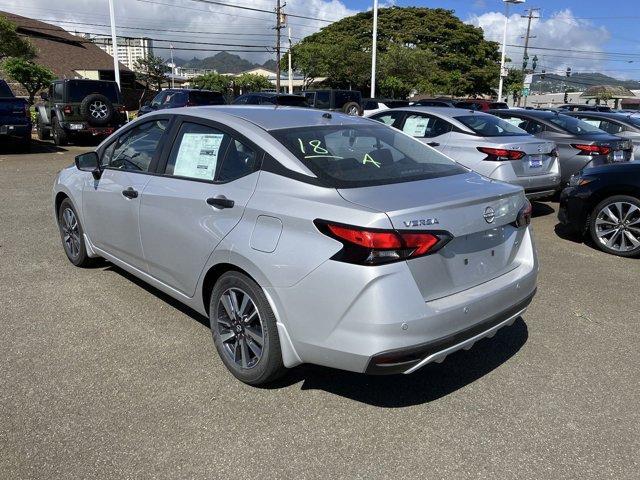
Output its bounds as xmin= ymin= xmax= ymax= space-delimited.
xmin=337 ymin=172 xmax=528 ymax=301
xmin=482 ymin=137 xmax=556 ymax=176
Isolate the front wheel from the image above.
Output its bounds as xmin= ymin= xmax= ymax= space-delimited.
xmin=589 ymin=195 xmax=640 ymax=257
xmin=57 ymin=198 xmax=96 ymax=267
xmin=209 ymin=271 xmax=285 ymax=385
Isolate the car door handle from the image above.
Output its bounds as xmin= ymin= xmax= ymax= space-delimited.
xmin=427 ymin=142 xmax=440 ymax=147
xmin=122 ymin=187 xmax=138 ymax=199
xmin=206 ymin=196 xmax=234 ymax=209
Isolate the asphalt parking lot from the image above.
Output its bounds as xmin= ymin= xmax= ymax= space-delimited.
xmin=1 ymin=141 xmax=638 ymax=479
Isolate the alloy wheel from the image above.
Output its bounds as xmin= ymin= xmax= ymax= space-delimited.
xmin=216 ymin=287 xmax=264 ymax=369
xmin=89 ymin=101 xmax=108 ymax=119
xmin=61 ymin=207 xmax=81 ymax=259
xmin=595 ymin=201 xmax=640 ymax=252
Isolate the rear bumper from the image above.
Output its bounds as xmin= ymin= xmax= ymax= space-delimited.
xmin=61 ymin=122 xmax=120 ymax=137
xmin=558 ymin=186 xmax=588 ymax=232
xmin=0 ymin=123 xmax=30 ymax=140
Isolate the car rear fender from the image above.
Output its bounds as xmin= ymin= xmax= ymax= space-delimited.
xmin=35 ymin=104 xmax=50 ymax=125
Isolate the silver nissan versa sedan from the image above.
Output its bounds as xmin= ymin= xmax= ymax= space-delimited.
xmin=53 ymin=106 xmax=538 ymax=385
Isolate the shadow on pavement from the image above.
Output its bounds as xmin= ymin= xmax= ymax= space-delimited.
xmin=0 ymin=139 xmax=68 ymax=154
xmin=531 ymin=201 xmax=555 ymax=218
xmin=105 ymin=263 xmax=528 ymax=407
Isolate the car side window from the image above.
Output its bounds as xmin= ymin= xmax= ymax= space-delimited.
xmin=219 ymin=138 xmax=259 ymax=182
xmin=53 ymin=83 xmax=64 ymax=102
xmin=303 ymin=92 xmax=315 ymax=107
xmin=151 ymin=92 xmax=165 ymax=108
xmin=371 ymin=111 xmax=404 ymax=129
xmin=107 ymin=119 xmax=169 ymax=172
xmin=315 ymin=91 xmax=330 ymax=109
xmin=597 ymin=120 xmax=624 ymax=135
xmin=402 ymin=114 xmax=451 ymax=138
xmin=503 ymin=117 xmax=543 ymax=135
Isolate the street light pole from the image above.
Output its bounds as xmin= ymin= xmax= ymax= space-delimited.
xmin=497 ymin=0 xmax=525 ymax=102
xmin=108 ymin=0 xmax=121 ymax=90
xmin=370 ymin=0 xmax=378 ymax=98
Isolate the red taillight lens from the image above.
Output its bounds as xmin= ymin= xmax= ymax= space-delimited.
xmin=512 ymin=199 xmax=532 ymax=228
xmin=572 ymin=144 xmax=610 ymax=156
xmin=63 ymin=105 xmax=73 ymax=114
xmin=477 ymin=147 xmax=526 ymax=160
xmin=318 ymin=221 xmax=450 ymax=265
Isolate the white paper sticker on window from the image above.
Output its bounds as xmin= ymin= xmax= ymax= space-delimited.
xmin=173 ymin=133 xmax=224 ymax=180
xmin=581 ymin=119 xmax=601 ymax=128
xmin=505 ymin=117 xmax=523 ymax=127
xmin=403 ymin=116 xmax=430 ymax=137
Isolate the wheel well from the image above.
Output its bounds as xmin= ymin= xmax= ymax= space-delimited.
xmin=586 ymin=186 xmax=640 ymax=215
xmin=202 ymin=263 xmax=255 ymax=315
xmin=54 ymin=192 xmax=69 ymax=218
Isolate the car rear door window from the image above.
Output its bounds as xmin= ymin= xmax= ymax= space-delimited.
xmin=402 ymin=113 xmax=451 ymax=138
xmin=315 ymin=91 xmax=331 ymax=109
xmin=105 ymin=119 xmax=169 ymax=172
xmin=594 ymin=119 xmax=624 ymax=135
xmin=370 ymin=111 xmax=405 ymax=128
xmin=164 ymin=122 xmax=259 ymax=182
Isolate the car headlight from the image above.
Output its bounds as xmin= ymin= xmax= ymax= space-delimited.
xmin=568 ymin=174 xmax=594 ymax=187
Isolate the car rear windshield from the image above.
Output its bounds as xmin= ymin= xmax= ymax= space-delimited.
xmin=455 ymin=114 xmax=528 ymax=136
xmin=270 ymin=124 xmax=467 ymax=188
xmin=547 ymin=114 xmax=603 ymax=135
xmin=188 ymin=91 xmax=226 ymax=105
xmin=67 ymin=81 xmax=121 ymax=103
xmin=275 ymin=95 xmax=308 ymax=107
xmin=490 ymin=102 xmax=509 ymax=109
xmin=0 ymin=81 xmax=14 ymax=97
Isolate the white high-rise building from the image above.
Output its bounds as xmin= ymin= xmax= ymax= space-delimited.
xmin=90 ymin=35 xmax=154 ymax=71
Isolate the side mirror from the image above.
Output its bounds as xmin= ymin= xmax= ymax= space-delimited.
xmin=40 ymin=92 xmax=49 ymax=101
xmin=75 ymin=152 xmax=101 ymax=180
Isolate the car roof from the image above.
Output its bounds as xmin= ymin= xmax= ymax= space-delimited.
xmin=393 ymin=106 xmax=492 ymax=117
xmin=490 ymin=109 xmax=558 ymax=119
xmin=166 ymin=105 xmax=369 ymax=131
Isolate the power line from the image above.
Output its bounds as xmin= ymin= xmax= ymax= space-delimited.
xmin=187 ymin=0 xmax=339 ymax=23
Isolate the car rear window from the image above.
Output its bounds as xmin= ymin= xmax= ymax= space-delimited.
xmin=385 ymin=100 xmax=409 ymax=108
xmin=547 ymin=114 xmax=603 ymax=135
xmin=455 ymin=114 xmax=528 ymax=136
xmin=0 ymin=81 xmax=14 ymax=97
xmin=490 ymin=102 xmax=509 ymax=109
xmin=270 ymin=124 xmax=467 ymax=188
xmin=189 ymin=91 xmax=226 ymax=105
xmin=455 ymin=101 xmax=483 ymax=110
xmin=276 ymin=95 xmax=308 ymax=107
xmin=67 ymin=81 xmax=121 ymax=103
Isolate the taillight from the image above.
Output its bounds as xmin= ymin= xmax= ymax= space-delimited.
xmin=317 ymin=221 xmax=451 ymax=265
xmin=477 ymin=147 xmax=526 ymax=161
xmin=512 ymin=199 xmax=532 ymax=228
xmin=571 ymin=144 xmax=611 ymax=156
xmin=63 ymin=105 xmax=73 ymax=115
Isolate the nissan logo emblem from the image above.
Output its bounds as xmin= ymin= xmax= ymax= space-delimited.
xmin=483 ymin=206 xmax=495 ymax=224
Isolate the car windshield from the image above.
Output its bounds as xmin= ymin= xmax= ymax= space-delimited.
xmin=67 ymin=81 xmax=120 ymax=102
xmin=547 ymin=114 xmax=604 ymax=135
xmin=189 ymin=91 xmax=225 ymax=105
xmin=270 ymin=124 xmax=467 ymax=188
xmin=276 ymin=96 xmax=308 ymax=107
xmin=455 ymin=114 xmax=528 ymax=136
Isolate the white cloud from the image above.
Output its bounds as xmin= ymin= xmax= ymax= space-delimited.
xmin=0 ymin=0 xmax=358 ymax=63
xmin=467 ymin=9 xmax=611 ymax=76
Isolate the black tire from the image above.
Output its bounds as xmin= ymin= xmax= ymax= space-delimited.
xmin=80 ymin=94 xmax=114 ymax=126
xmin=57 ymin=198 xmax=96 ymax=267
xmin=52 ymin=117 xmax=68 ymax=146
xmin=342 ymin=101 xmax=363 ymax=116
xmin=209 ymin=271 xmax=285 ymax=385
xmin=36 ymin=115 xmax=50 ymax=140
xmin=589 ymin=195 xmax=640 ymax=258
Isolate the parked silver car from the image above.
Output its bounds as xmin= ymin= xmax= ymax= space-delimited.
xmin=53 ymin=106 xmax=538 ymax=385
xmin=369 ymin=107 xmax=560 ymax=199
xmin=564 ymin=111 xmax=640 ymax=160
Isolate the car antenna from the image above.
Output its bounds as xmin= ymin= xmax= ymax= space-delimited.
xmin=322 ymin=112 xmax=332 ymax=119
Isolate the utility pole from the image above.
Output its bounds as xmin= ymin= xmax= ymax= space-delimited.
xmin=520 ymin=8 xmax=539 ymax=107
xmin=370 ymin=0 xmax=378 ymax=98
xmin=498 ymin=1 xmax=525 ymax=103
xmin=108 ymin=0 xmax=120 ymax=90
xmin=287 ymin=26 xmax=293 ymax=94
xmin=275 ymin=1 xmax=285 ymax=93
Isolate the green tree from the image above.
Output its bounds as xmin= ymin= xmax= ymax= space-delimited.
xmin=0 ymin=16 xmax=36 ymax=60
xmin=290 ymin=7 xmax=501 ymax=95
xmin=191 ymin=72 xmax=231 ymax=92
xmin=1 ymin=58 xmax=54 ymax=104
xmin=505 ymin=69 xmax=524 ymax=104
xmin=134 ymin=54 xmax=167 ymax=91
xmin=233 ymin=73 xmax=272 ymax=93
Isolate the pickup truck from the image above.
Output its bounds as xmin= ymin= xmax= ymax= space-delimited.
xmin=0 ymin=80 xmax=31 ymax=151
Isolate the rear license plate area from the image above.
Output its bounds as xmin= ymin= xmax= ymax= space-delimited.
xmin=528 ymin=155 xmax=544 ymax=168
xmin=613 ymin=150 xmax=624 ymax=162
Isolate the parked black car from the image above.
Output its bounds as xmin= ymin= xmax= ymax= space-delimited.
xmin=558 ymin=104 xmax=612 ymax=112
xmin=139 ymin=89 xmax=226 ymax=116
xmin=564 ymin=111 xmax=640 ymax=159
xmin=0 ymin=79 xmax=31 ymax=151
xmin=232 ymin=92 xmax=308 ymax=107
xmin=302 ymin=89 xmax=362 ymax=115
xmin=489 ymin=109 xmax=633 ymax=184
xmin=559 ymin=162 xmax=640 ymax=257
xmin=409 ymin=98 xmax=457 ymax=108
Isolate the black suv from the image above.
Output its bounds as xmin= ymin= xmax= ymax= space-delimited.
xmin=138 ymin=89 xmax=226 ymax=116
xmin=232 ymin=92 xmax=308 ymax=107
xmin=302 ymin=89 xmax=363 ymax=115
xmin=36 ymin=79 xmax=127 ymax=146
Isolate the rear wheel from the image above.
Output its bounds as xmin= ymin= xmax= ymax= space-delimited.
xmin=57 ymin=198 xmax=95 ymax=267
xmin=52 ymin=118 xmax=68 ymax=146
xmin=209 ymin=271 xmax=285 ymax=385
xmin=589 ymin=195 xmax=640 ymax=257
xmin=342 ymin=101 xmax=362 ymax=116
